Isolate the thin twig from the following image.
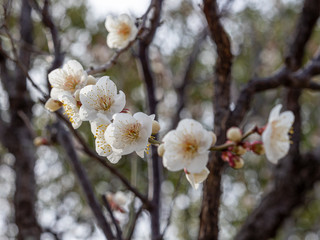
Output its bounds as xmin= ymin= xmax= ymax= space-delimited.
xmin=126 ymin=206 xmax=144 ymax=240
xmin=101 ymin=194 xmax=123 ymax=240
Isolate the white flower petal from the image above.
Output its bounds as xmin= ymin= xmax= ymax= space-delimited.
xmin=186 ymin=167 xmax=210 ymax=189
xmin=262 ymin=104 xmax=294 ymax=164
xmin=162 ymin=119 xmax=212 ymax=173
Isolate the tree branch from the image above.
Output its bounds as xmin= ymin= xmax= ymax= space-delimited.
xmin=235 ymin=149 xmax=320 ymax=240
xmin=199 ymin=0 xmax=233 ymax=239
xmin=137 ymin=0 xmax=163 ymax=239
xmin=55 ymin=122 xmax=115 ymax=240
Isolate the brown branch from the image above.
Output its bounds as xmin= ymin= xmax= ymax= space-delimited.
xmin=235 ymin=149 xmax=320 ymax=240
xmin=230 ymin=0 xmax=320 ymax=127
xmin=137 ymin=1 xmax=164 ymax=239
xmin=199 ymin=0 xmax=233 ymax=239
xmin=55 ymin=122 xmax=115 ymax=240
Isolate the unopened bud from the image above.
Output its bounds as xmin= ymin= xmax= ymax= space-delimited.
xmin=232 ymin=145 xmax=247 ymax=155
xmin=157 ymin=144 xmax=165 ymax=157
xmin=33 ymin=136 xmax=49 ymax=146
xmin=45 ymin=98 xmax=63 ymax=112
xmin=233 ymin=157 xmax=244 ymax=169
xmin=74 ymin=89 xmax=81 ymax=101
xmin=211 ymin=132 xmax=217 ymax=146
xmin=226 ymin=127 xmax=242 ymax=142
xmin=152 ymin=120 xmax=161 ymax=134
xmin=86 ymin=75 xmax=97 ymax=85
xmin=250 ymin=141 xmax=265 ymax=155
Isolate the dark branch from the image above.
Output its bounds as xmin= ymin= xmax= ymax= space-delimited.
xmin=55 ymin=122 xmax=115 ymax=240
xmin=235 ymin=150 xmax=320 ymax=240
xmin=199 ymin=1 xmax=233 ymax=239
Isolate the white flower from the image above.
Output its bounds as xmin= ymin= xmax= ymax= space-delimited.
xmin=79 ymin=76 xmax=126 ymax=121
xmin=185 ymin=167 xmax=210 ymax=190
xmin=90 ymin=114 xmax=121 ymax=163
xmin=162 ymin=119 xmax=213 ymax=173
xmin=262 ymin=104 xmax=294 ymax=164
xmin=105 ymin=14 xmax=138 ymax=49
xmin=105 ymin=112 xmax=154 ymax=158
xmin=60 ymin=94 xmax=82 ymax=129
xmin=49 ymin=60 xmax=87 ymax=100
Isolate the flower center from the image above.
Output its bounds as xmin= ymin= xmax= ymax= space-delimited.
xmin=98 ymin=95 xmax=114 ymax=111
xmin=64 ymin=75 xmax=80 ymax=91
xmin=122 ymin=123 xmax=141 ymax=143
xmin=181 ymin=138 xmax=198 ymax=159
xmin=118 ymin=23 xmax=131 ymax=38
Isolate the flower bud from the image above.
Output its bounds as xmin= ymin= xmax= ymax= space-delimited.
xmin=86 ymin=75 xmax=97 ymax=85
xmin=33 ymin=136 xmax=49 ymax=147
xmin=250 ymin=141 xmax=265 ymax=155
xmin=157 ymin=144 xmax=165 ymax=157
xmin=74 ymin=89 xmax=81 ymax=101
xmin=232 ymin=145 xmax=247 ymax=155
xmin=45 ymin=98 xmax=63 ymax=112
xmin=227 ymin=127 xmax=242 ymax=142
xmin=152 ymin=120 xmax=161 ymax=134
xmin=233 ymin=157 xmax=244 ymax=169
xmin=211 ymin=132 xmax=217 ymax=146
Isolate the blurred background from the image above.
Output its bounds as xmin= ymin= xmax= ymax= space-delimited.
xmin=1 ymin=0 xmax=320 ymax=239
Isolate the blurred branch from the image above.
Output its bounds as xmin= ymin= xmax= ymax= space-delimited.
xmin=160 ymin=172 xmax=183 ymax=239
xmin=126 ymin=206 xmax=144 ymax=240
xmin=55 ymin=122 xmax=115 ymax=240
xmin=172 ymin=28 xmax=208 ymax=129
xmin=199 ymin=0 xmax=233 ymax=239
xmin=29 ymin=0 xmax=64 ymax=90
xmin=137 ymin=0 xmax=163 ymax=239
xmin=230 ymin=0 xmax=320 ymax=127
xmin=235 ymin=148 xmax=320 ymax=240
xmin=101 ymin=194 xmax=123 ymax=240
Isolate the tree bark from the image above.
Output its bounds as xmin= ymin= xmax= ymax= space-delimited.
xmin=199 ymin=1 xmax=233 ymax=239
xmin=0 ymin=0 xmax=41 ymax=239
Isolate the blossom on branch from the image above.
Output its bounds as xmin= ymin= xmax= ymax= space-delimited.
xmin=105 ymin=112 xmax=155 ymax=158
xmin=79 ymin=76 xmax=126 ymax=121
xmin=105 ymin=14 xmax=138 ymax=49
xmin=90 ymin=115 xmax=121 ymax=163
xmin=49 ymin=60 xmax=87 ymax=100
xmin=262 ymin=104 xmax=294 ymax=164
xmin=162 ymin=119 xmax=214 ymax=173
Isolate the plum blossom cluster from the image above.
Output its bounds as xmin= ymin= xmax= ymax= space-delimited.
xmin=44 ymin=14 xmax=295 ymax=190
xmin=45 ymin=59 xmax=156 ymax=164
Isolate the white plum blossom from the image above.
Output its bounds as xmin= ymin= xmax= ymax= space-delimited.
xmin=49 ymin=60 xmax=87 ymax=100
xmin=162 ymin=119 xmax=213 ymax=173
xmin=90 ymin=114 xmax=121 ymax=163
xmin=262 ymin=104 xmax=294 ymax=164
xmin=60 ymin=94 xmax=82 ymax=129
xmin=185 ymin=167 xmax=210 ymax=190
xmin=105 ymin=14 xmax=138 ymax=49
xmin=105 ymin=112 xmax=154 ymax=158
xmin=79 ymin=76 xmax=126 ymax=121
